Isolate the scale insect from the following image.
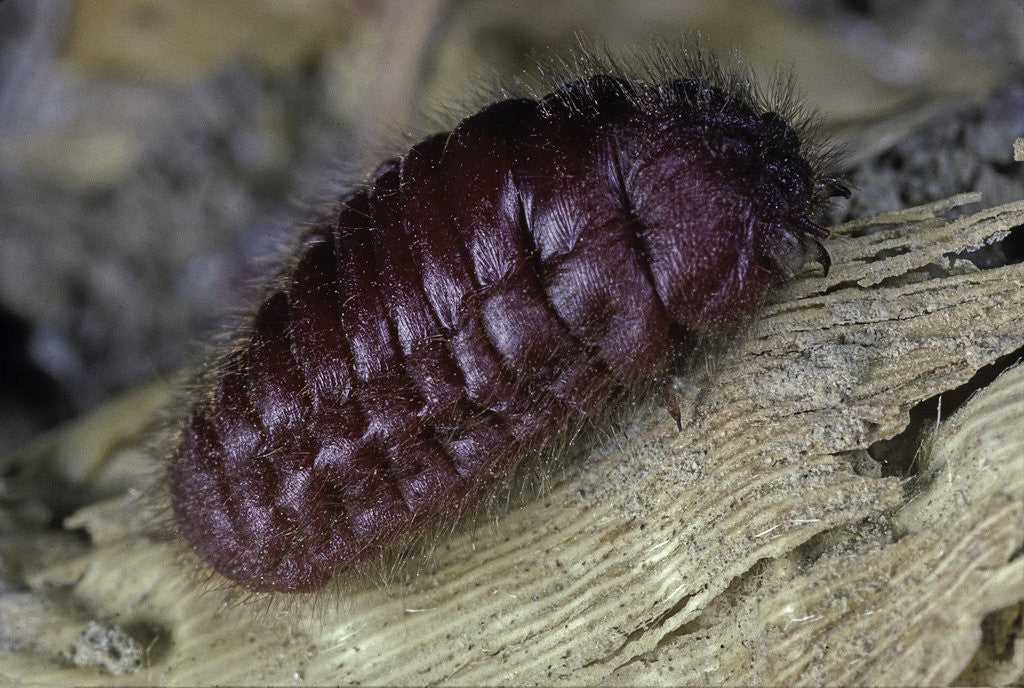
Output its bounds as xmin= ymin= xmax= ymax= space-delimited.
xmin=166 ymin=50 xmax=848 ymax=593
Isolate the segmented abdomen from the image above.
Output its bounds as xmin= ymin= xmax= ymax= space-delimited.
xmin=168 ymin=74 xmax=829 ymax=592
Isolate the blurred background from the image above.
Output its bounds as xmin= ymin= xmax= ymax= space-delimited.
xmin=0 ymin=0 xmax=1021 ymax=455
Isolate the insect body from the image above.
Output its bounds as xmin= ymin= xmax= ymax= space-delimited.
xmin=168 ymin=63 xmax=847 ymax=593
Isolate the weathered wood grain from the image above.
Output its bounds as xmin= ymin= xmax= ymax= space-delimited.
xmin=2 ymin=196 xmax=1022 ymax=686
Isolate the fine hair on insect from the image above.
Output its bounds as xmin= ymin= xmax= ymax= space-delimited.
xmin=141 ymin=40 xmax=849 ymax=614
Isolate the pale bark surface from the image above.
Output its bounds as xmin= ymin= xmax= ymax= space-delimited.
xmin=2 ymin=196 xmax=1021 ymax=686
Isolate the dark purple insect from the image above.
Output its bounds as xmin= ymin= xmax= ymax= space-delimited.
xmin=167 ymin=58 xmax=847 ymax=593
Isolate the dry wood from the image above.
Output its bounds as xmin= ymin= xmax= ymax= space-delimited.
xmin=1 ymin=195 xmax=1022 ymax=686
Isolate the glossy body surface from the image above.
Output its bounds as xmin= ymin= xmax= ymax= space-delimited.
xmin=168 ymin=70 xmax=843 ymax=592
